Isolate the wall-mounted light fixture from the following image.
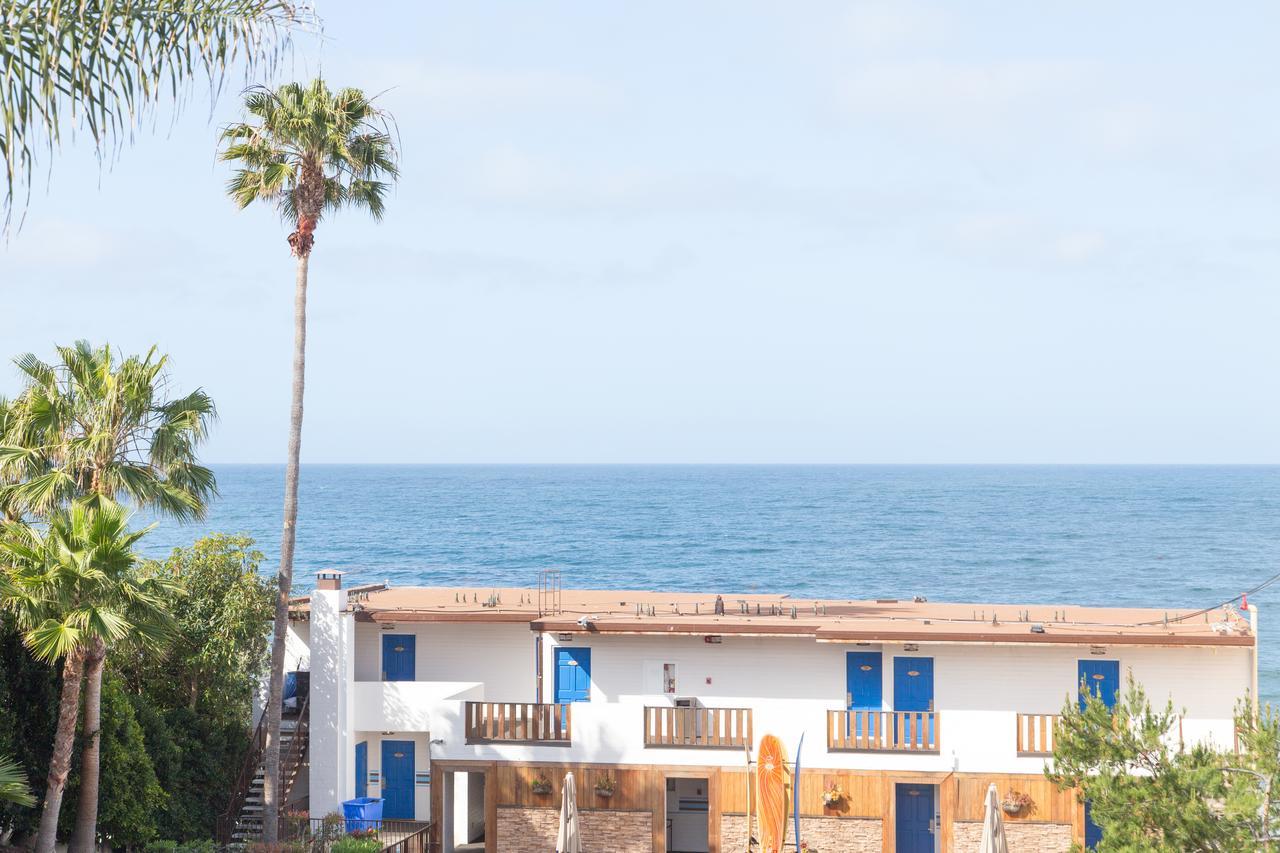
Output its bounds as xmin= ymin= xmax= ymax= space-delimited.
xmin=1090 ymin=645 xmax=1107 ymax=656
xmin=904 ymin=643 xmax=920 ymax=652
xmin=557 ymin=632 xmax=574 ymax=642
xmin=704 ymin=635 xmax=722 ymax=644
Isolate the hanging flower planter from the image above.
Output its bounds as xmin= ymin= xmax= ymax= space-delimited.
xmin=530 ymin=774 xmax=553 ymax=796
xmin=821 ymin=784 xmax=845 ymax=808
xmin=1000 ymin=790 xmax=1034 ymax=815
xmin=594 ymin=776 xmax=616 ymax=799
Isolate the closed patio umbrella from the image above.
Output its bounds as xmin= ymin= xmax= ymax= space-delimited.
xmin=979 ymin=783 xmax=1010 ymax=853
xmin=556 ymin=772 xmax=582 ymax=853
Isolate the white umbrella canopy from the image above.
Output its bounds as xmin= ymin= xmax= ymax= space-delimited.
xmin=557 ymin=772 xmax=583 ymax=853
xmin=979 ymin=783 xmax=1010 ymax=853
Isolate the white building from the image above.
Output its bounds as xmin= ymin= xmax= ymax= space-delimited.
xmin=275 ymin=571 xmax=1256 ymax=853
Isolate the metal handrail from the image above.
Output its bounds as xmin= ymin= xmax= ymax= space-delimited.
xmin=281 ymin=694 xmax=311 ymax=803
xmin=216 ymin=694 xmax=311 ymax=843
xmin=217 ymin=705 xmax=269 ymax=842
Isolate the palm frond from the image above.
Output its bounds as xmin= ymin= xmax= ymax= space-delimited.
xmin=0 ymin=754 xmax=35 ymax=807
xmin=219 ymin=76 xmax=399 ymax=240
xmin=2 ymin=0 xmax=314 ymax=218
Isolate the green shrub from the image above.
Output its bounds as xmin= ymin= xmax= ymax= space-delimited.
xmin=331 ymin=838 xmax=381 ymax=853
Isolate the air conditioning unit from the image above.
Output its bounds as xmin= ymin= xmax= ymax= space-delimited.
xmin=673 ymin=697 xmax=704 ymax=739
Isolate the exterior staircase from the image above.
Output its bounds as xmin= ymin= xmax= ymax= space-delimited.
xmin=219 ymin=696 xmax=310 ymax=843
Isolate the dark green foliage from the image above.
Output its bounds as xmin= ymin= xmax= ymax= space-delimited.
xmin=144 ymin=839 xmax=218 ymax=853
xmin=62 ymin=677 xmax=166 ymax=847
xmin=0 ymin=534 xmax=273 ymax=844
xmin=1049 ymin=677 xmax=1280 ymax=851
xmin=0 ymin=626 xmax=59 ymax=837
xmin=143 ymin=707 xmax=252 ymax=840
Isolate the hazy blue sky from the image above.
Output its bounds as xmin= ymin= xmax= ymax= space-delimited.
xmin=3 ymin=2 xmax=1278 ymax=463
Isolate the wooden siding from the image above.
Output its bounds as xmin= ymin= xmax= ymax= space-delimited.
xmin=432 ymin=760 xmax=1084 ymax=853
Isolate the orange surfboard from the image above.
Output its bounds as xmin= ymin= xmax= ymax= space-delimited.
xmin=755 ymin=734 xmax=788 ymax=853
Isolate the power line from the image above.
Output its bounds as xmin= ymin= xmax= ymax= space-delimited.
xmin=1137 ymin=567 xmax=1280 ymax=626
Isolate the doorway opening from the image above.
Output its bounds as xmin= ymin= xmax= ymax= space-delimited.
xmin=665 ymin=777 xmax=709 ymax=853
xmin=442 ymin=770 xmax=485 ymax=853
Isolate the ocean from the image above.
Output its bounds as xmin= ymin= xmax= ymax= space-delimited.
xmin=137 ymin=464 xmax=1280 ymax=701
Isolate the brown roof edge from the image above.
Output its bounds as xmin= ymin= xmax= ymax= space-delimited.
xmin=360 ymin=610 xmax=537 ymax=624
xmin=524 ymin=620 xmax=1255 ymax=647
xmin=530 ymin=619 xmax=820 ymax=637
xmin=814 ymin=628 xmax=1256 ymax=647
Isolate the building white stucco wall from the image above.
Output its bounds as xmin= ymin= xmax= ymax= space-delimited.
xmin=303 ymin=593 xmax=1254 ymax=798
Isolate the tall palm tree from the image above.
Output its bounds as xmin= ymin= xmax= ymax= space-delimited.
xmin=219 ymin=79 xmax=398 ymax=840
xmin=0 ymin=502 xmax=174 ymax=853
xmin=0 ymin=0 xmax=307 ymax=216
xmin=0 ymin=342 xmax=214 ymax=852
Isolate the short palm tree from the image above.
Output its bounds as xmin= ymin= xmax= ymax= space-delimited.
xmin=0 ymin=501 xmax=174 ymax=853
xmin=0 ymin=341 xmax=218 ymax=521
xmin=0 ymin=754 xmax=34 ymax=807
xmin=0 ymin=0 xmax=307 ymax=215
xmin=219 ymin=78 xmax=398 ymax=840
xmin=0 ymin=342 xmax=214 ymax=852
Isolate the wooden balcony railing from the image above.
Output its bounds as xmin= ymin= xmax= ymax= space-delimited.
xmin=464 ymin=701 xmax=571 ymax=744
xmin=1016 ymin=713 xmax=1060 ymax=756
xmin=826 ymin=710 xmax=939 ymax=752
xmin=643 ymin=705 xmax=753 ymax=748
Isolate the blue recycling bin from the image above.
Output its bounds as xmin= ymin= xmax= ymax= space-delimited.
xmin=342 ymin=797 xmax=384 ymax=834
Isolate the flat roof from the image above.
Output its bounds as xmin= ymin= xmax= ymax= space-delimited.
xmin=295 ymin=585 xmax=1256 ymax=648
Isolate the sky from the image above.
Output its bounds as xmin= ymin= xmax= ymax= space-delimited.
xmin=2 ymin=1 xmax=1279 ymax=464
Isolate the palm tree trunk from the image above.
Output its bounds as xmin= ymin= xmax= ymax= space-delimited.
xmin=262 ymin=249 xmax=309 ymax=843
xmin=34 ymin=650 xmax=85 ymax=853
xmin=69 ymin=638 xmax=106 ymax=853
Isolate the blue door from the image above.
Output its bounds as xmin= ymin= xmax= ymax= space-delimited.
xmin=381 ymin=740 xmax=415 ymax=819
xmin=1078 ymin=659 xmax=1120 ymax=710
xmin=846 ymin=652 xmax=882 ymax=737
xmin=554 ymin=648 xmax=591 ymax=703
xmin=895 ymin=784 xmax=935 ymax=853
xmin=382 ymin=635 xmax=415 ymax=681
xmin=1085 ymin=800 xmax=1102 ymax=848
xmin=355 ymin=741 xmax=367 ymax=799
xmin=894 ymin=657 xmax=935 ymax=747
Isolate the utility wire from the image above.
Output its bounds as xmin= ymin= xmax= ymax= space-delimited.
xmin=1136 ymin=567 xmax=1280 ymax=626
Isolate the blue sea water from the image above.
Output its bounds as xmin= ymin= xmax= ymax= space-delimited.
xmin=137 ymin=465 xmax=1280 ymax=700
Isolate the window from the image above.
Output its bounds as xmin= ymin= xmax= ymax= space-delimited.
xmin=663 ymin=663 xmax=678 ymax=694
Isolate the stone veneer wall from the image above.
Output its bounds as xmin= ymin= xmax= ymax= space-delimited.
xmin=722 ymin=814 xmax=882 ymax=853
xmin=496 ymin=806 xmax=653 ymax=853
xmin=953 ymin=820 xmax=1073 ymax=853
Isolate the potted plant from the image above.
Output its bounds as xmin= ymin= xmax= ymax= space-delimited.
xmin=1000 ymin=790 xmax=1034 ymax=815
xmin=821 ymin=783 xmax=845 ymax=808
xmin=531 ymin=774 xmax=553 ymax=795
xmin=594 ymin=776 xmax=616 ymax=799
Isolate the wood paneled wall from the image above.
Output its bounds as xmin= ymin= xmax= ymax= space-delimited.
xmin=493 ymin=763 xmax=653 ymax=811
xmin=433 ymin=760 xmax=1083 ymax=853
